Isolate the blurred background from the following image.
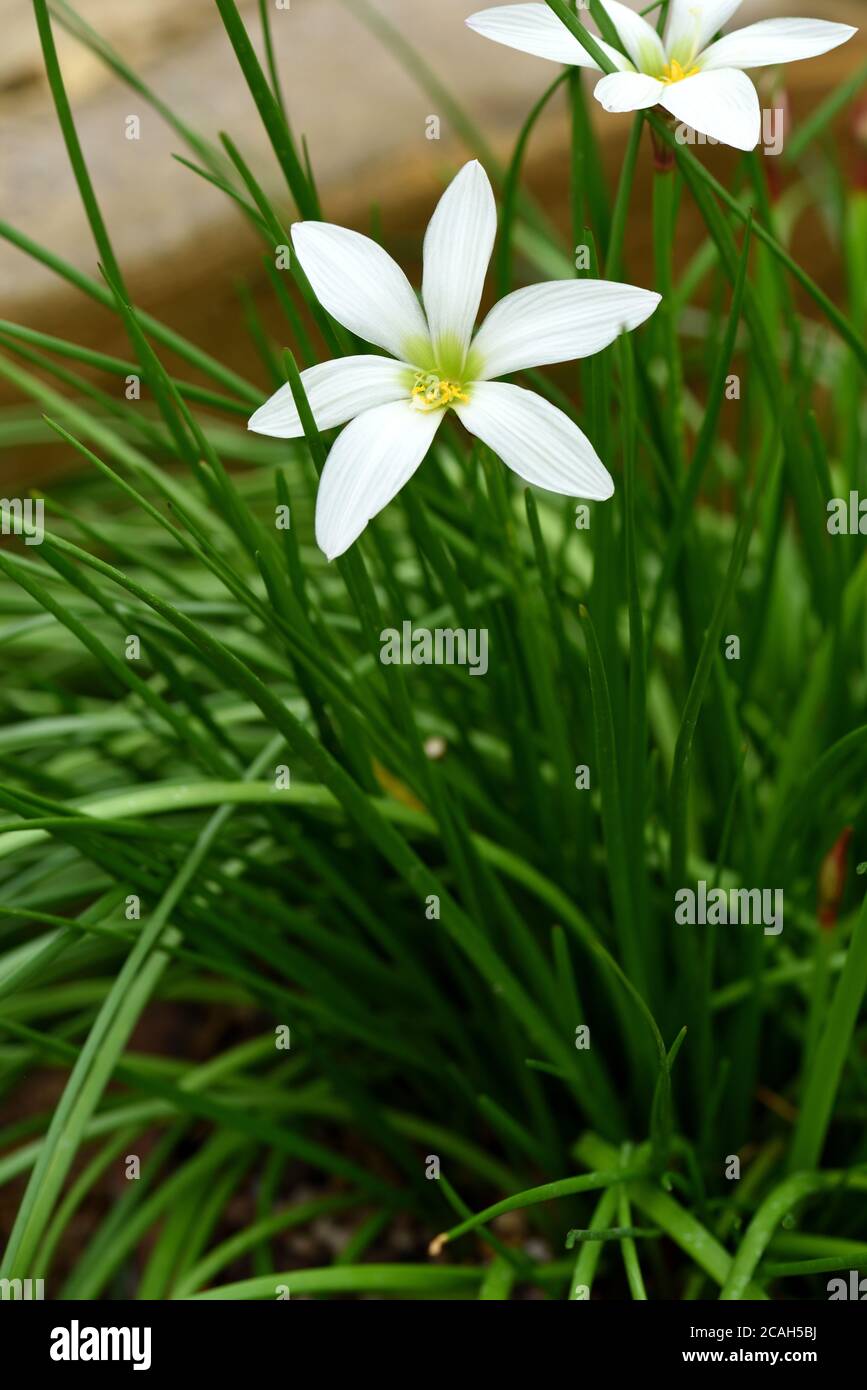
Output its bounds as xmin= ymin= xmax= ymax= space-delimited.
xmin=1 ymin=0 xmax=864 ymax=482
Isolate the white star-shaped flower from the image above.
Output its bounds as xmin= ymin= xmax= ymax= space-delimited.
xmin=249 ymin=161 xmax=660 ymax=560
xmin=466 ymin=2 xmax=857 ymax=152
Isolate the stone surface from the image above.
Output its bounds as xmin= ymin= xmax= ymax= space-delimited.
xmin=2 ymin=1 xmax=862 ymax=308
xmin=0 ymin=0 xmax=863 ymax=425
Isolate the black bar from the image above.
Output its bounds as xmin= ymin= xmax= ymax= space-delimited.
xmin=2 ymin=1294 xmax=864 ymax=1376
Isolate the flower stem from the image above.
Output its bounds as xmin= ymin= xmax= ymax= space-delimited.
xmin=652 ymin=163 xmax=685 ymax=472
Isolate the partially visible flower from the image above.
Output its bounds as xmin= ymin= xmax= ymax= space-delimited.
xmin=249 ymin=161 xmax=660 ymax=560
xmin=466 ymin=2 xmax=857 ymax=152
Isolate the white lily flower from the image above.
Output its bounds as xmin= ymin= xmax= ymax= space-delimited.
xmin=249 ymin=161 xmax=660 ymax=560
xmin=466 ymin=2 xmax=857 ymax=152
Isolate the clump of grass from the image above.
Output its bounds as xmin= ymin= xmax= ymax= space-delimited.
xmin=0 ymin=0 xmax=866 ymax=1300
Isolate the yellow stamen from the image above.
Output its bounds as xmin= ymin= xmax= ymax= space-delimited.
xmin=411 ymin=372 xmax=469 ymax=412
xmin=662 ymin=58 xmax=700 ymax=84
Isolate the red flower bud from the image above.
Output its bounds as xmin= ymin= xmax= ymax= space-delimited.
xmin=818 ymin=827 xmax=853 ymax=931
xmin=852 ymin=97 xmax=867 ymax=193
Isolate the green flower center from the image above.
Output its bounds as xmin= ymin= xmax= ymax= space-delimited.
xmin=410 ymin=372 xmax=469 ymax=412
xmin=402 ymin=330 xmax=482 ymax=411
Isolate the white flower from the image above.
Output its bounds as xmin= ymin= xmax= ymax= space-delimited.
xmin=466 ymin=2 xmax=857 ymax=152
xmin=249 ymin=162 xmax=659 ymax=560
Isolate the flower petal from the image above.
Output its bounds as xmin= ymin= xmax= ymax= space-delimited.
xmin=455 ymin=382 xmax=613 ymax=499
xmin=595 ymin=0 xmax=666 ymax=74
xmin=471 ymin=279 xmax=660 ymax=380
xmin=248 ymin=357 xmax=412 ymax=438
xmin=660 ymin=67 xmax=760 ymax=151
xmin=700 ymin=17 xmax=858 ymax=71
xmin=314 ymin=400 xmax=443 ymax=560
xmin=594 ymin=70 xmax=666 ymax=113
xmin=664 ymin=0 xmax=743 ymax=66
xmin=422 ymin=161 xmax=497 ymax=368
xmin=292 ymin=221 xmax=430 ymax=361
xmin=465 ymin=4 xmax=633 ymax=71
